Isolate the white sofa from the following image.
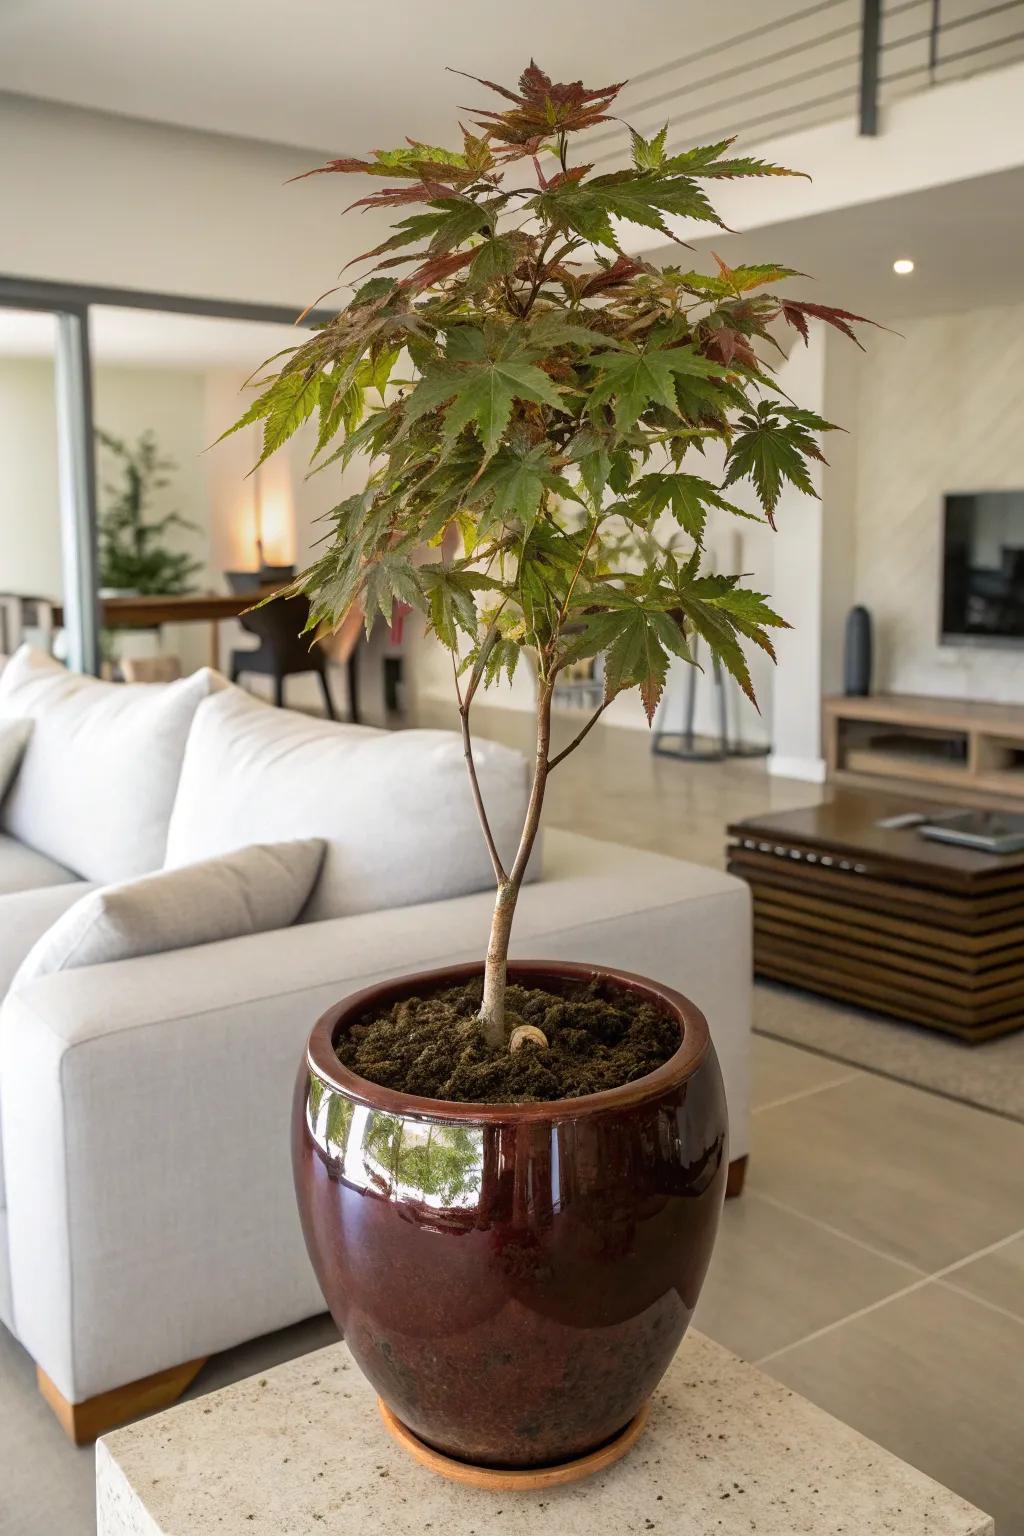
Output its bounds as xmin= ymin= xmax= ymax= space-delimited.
xmin=0 ymin=648 xmax=751 ymax=1436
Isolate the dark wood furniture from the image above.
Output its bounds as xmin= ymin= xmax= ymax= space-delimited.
xmin=230 ymin=591 xmax=349 ymax=720
xmin=54 ymin=586 xmax=289 ymax=668
xmin=825 ymin=693 xmax=1024 ymax=807
xmin=53 ymin=588 xmax=361 ymax=720
xmin=727 ymin=790 xmax=1024 ymax=1041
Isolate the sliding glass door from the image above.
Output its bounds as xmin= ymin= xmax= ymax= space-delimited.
xmin=0 ymin=277 xmax=327 ymax=674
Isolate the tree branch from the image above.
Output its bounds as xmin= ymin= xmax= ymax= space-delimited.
xmin=509 ymin=677 xmax=555 ymax=889
xmin=463 ymin=606 xmax=507 ymax=710
xmin=454 ymin=651 xmax=508 ymax=885
xmin=547 ymin=699 xmax=610 ymax=770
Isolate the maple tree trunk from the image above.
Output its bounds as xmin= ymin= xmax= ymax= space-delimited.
xmin=477 ymin=678 xmax=555 ymax=1049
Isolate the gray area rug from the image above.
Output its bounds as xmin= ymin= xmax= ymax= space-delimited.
xmin=755 ymin=980 xmax=1024 ymax=1125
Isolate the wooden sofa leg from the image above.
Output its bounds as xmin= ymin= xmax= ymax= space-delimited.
xmin=37 ymin=1356 xmax=208 ymax=1445
xmin=725 ymin=1154 xmax=748 ymax=1199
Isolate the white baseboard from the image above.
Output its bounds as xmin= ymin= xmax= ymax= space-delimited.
xmin=767 ymin=753 xmax=827 ymax=784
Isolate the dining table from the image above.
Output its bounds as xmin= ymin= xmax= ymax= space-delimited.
xmin=54 ymin=585 xmax=289 ymax=669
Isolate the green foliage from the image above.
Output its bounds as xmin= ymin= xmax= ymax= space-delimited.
xmin=228 ymin=59 xmax=875 ymax=728
xmin=95 ymin=429 xmax=202 ymax=595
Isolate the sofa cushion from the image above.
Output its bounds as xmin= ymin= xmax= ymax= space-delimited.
xmin=0 ymin=880 xmax=95 ymax=1214
xmin=164 ymin=685 xmax=532 ymax=922
xmin=0 ymin=832 xmax=79 ymax=895
xmin=13 ymin=840 xmax=325 ymax=990
xmin=0 ymin=646 xmax=221 ymax=882
xmin=0 ymin=719 xmax=31 ymax=805
xmin=0 ymin=880 xmax=96 ymax=998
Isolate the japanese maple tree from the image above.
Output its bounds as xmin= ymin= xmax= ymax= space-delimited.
xmin=227 ymin=62 xmax=873 ymax=1049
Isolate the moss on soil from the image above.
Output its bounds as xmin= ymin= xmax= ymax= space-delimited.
xmin=335 ymin=978 xmax=679 ymax=1104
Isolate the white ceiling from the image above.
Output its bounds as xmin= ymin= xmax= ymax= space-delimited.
xmin=0 ymin=307 xmax=304 ymax=369
xmin=680 ymin=164 xmax=1024 ymax=323
xmin=0 ymin=0 xmax=851 ymax=154
xmin=2 ymin=164 xmax=1021 ymax=373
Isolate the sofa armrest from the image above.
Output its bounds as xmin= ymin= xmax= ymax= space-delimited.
xmin=0 ymin=830 xmax=750 ymax=1402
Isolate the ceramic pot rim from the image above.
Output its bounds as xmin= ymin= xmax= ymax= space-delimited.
xmin=305 ymin=958 xmax=711 ymax=1124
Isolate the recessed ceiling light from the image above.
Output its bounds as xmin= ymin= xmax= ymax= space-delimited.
xmin=893 ymin=258 xmax=915 ymax=275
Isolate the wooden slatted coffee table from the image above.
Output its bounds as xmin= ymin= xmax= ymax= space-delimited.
xmin=727 ymin=790 xmax=1024 ymax=1041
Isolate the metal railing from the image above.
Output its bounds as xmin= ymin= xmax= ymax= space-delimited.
xmin=596 ymin=0 xmax=1024 ymax=158
xmin=862 ymin=0 xmax=1024 ymax=133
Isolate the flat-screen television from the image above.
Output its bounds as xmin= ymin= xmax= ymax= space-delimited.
xmin=941 ymin=491 xmax=1024 ymax=647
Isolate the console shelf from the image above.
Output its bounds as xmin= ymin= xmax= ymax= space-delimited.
xmin=824 ymin=694 xmax=1024 ymax=807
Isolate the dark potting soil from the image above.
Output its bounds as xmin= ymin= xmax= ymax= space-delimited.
xmin=335 ymin=978 xmax=680 ymax=1104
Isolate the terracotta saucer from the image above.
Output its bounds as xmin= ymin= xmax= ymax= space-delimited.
xmin=377 ymin=1397 xmax=650 ymax=1490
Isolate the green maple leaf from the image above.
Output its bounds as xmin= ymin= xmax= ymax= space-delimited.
xmin=566 ymin=427 xmax=614 ymax=507
xmin=348 ymin=199 xmax=491 ymax=269
xmin=604 ymin=171 xmax=720 ymax=226
xmin=418 ymin=565 xmax=502 ymax=648
xmin=569 ymin=597 xmax=690 ymax=723
xmin=678 ymin=591 xmax=755 ymax=703
xmin=405 ymin=328 xmax=564 ymax=461
xmin=723 ymin=400 xmax=834 ymax=521
xmin=467 ymin=236 xmax=517 ymax=287
xmin=588 ymin=341 xmax=723 ymax=432
xmin=473 ymin=443 xmax=571 ymax=530
xmin=662 ymin=141 xmax=800 ymax=180
xmin=255 ymin=370 xmax=320 ymax=466
xmin=361 ymin=552 xmax=424 ymax=630
xmin=532 ymin=181 xmax=618 ymax=248
xmin=628 ymin=473 xmax=758 ymax=543
xmin=715 ymin=262 xmax=802 ymax=293
xmin=554 ymin=170 xmax=720 ymax=244
xmin=630 ymin=123 xmax=668 ymax=170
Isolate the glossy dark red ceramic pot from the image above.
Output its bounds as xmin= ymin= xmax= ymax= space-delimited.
xmin=293 ymin=959 xmax=727 ymax=1470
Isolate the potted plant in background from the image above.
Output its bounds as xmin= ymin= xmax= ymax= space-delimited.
xmin=232 ymin=61 xmax=871 ymax=1479
xmin=95 ymin=428 xmax=202 ymax=597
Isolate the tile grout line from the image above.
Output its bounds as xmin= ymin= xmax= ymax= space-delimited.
xmin=749 ymin=1190 xmax=928 ymax=1277
xmin=754 ymin=1226 xmax=1024 ymax=1367
xmin=753 ymin=1071 xmax=865 ymax=1115
xmin=936 ymin=1279 xmax=1024 ymax=1331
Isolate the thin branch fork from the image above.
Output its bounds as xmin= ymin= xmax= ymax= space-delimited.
xmin=547 ymin=698 xmax=610 ymax=770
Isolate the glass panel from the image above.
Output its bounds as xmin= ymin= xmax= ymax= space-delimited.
xmin=0 ymin=307 xmax=63 ymax=656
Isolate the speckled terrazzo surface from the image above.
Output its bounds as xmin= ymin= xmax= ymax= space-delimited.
xmin=95 ymin=1333 xmax=993 ymax=1535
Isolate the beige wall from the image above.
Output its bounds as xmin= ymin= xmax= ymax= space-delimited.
xmin=0 ymin=355 xmax=210 ymax=595
xmin=0 ymin=354 xmax=219 ymax=669
xmin=0 ymin=93 xmax=384 ymax=310
xmin=850 ymin=302 xmax=1024 ymax=703
xmin=0 ymin=352 xmax=62 ymax=597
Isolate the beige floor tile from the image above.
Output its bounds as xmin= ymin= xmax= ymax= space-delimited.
xmin=692 ymin=1190 xmax=919 ymax=1361
xmin=941 ymin=1234 xmax=1024 ymax=1322
xmin=749 ymin=1071 xmax=1024 ymax=1271
xmin=764 ymin=1282 xmax=1024 ymax=1536
xmin=751 ymin=1033 xmax=862 ymax=1110
xmin=0 ymin=1323 xmax=95 ymax=1535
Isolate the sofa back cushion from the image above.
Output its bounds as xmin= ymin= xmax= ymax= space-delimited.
xmin=0 ymin=719 xmax=31 ymax=806
xmin=164 ymin=685 xmax=532 ymax=921
xmin=0 ymin=646 xmax=220 ymax=882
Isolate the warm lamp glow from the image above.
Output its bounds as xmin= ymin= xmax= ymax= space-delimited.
xmin=892 ymin=257 xmax=915 ymax=275
xmin=252 ymin=459 xmax=296 ymax=568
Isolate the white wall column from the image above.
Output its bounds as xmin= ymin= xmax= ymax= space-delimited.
xmin=766 ymin=330 xmax=829 ymax=783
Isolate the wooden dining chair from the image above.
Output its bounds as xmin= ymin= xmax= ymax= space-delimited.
xmin=229 ymin=592 xmax=356 ymax=721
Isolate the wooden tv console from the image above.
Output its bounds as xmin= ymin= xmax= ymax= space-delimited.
xmin=824 ymin=694 xmax=1024 ymax=807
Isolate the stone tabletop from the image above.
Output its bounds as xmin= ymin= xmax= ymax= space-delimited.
xmin=96 ymin=1332 xmax=993 ymax=1536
